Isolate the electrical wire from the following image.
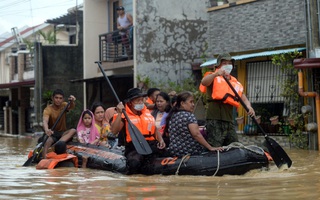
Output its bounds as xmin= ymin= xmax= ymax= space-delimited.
xmin=0 ymin=1 xmax=78 ymax=16
xmin=0 ymin=0 xmax=82 ymax=34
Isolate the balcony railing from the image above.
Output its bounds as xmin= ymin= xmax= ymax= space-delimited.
xmin=99 ymin=27 xmax=133 ymax=62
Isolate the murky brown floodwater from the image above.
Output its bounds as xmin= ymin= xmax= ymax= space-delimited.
xmin=0 ymin=135 xmax=319 ymax=200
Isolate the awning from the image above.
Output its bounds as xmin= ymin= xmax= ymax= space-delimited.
xmin=0 ymin=80 xmax=35 ymax=89
xmin=294 ymin=58 xmax=320 ymax=69
xmin=70 ymin=74 xmax=132 ymax=83
xmin=200 ymin=47 xmax=306 ymax=67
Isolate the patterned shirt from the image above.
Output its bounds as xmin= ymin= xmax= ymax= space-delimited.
xmin=77 ymin=128 xmax=91 ymax=143
xmin=168 ymin=111 xmax=204 ymax=157
xmin=95 ymin=123 xmax=111 ymax=142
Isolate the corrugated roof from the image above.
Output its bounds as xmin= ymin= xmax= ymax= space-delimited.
xmin=0 ymin=80 xmax=35 ymax=89
xmin=46 ymin=10 xmax=82 ymax=25
xmin=0 ymin=24 xmax=50 ymax=51
xmin=200 ymin=47 xmax=306 ymax=67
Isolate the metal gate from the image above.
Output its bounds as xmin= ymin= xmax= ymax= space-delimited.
xmin=245 ymin=61 xmax=289 ymax=134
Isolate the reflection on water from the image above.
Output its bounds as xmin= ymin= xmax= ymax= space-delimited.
xmin=1 ymin=136 xmax=320 ymax=199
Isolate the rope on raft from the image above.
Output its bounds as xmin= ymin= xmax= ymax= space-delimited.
xmin=223 ymin=142 xmax=265 ymax=155
xmin=212 ymin=150 xmax=220 ymax=176
xmin=174 ymin=142 xmax=265 ymax=176
xmin=175 ymin=154 xmax=191 ymax=175
xmin=212 ymin=142 xmax=265 ymax=176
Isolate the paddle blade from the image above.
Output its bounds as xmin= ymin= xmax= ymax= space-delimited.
xmin=263 ymin=136 xmax=292 ymax=168
xmin=127 ymin=121 xmax=152 ymax=155
xmin=22 ymin=142 xmax=44 ymax=167
xmin=22 ymin=150 xmax=40 ymax=167
xmin=22 ymin=155 xmax=35 ymax=167
xmin=222 ymin=76 xmax=292 ymax=169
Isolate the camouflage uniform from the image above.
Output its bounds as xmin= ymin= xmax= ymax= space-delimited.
xmin=206 ymin=119 xmax=238 ymax=147
xmin=202 ymin=53 xmax=239 ymax=147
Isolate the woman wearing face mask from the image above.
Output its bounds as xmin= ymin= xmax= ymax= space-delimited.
xmin=199 ymin=52 xmax=255 ymax=147
xmin=112 ymin=88 xmax=166 ymax=174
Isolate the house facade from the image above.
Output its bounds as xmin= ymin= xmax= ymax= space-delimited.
xmin=0 ymin=8 xmax=83 ymax=134
xmin=201 ymin=0 xmax=310 ymax=130
xmin=0 ymin=24 xmax=72 ymax=134
xmin=83 ymin=0 xmax=208 ymax=109
xmin=84 ymin=0 xmax=310 ymax=128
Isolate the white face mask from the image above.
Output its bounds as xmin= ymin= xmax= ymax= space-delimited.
xmin=134 ymin=103 xmax=144 ymax=111
xmin=221 ymin=64 xmax=233 ymax=74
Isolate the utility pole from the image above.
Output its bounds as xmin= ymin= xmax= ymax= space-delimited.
xmin=306 ymin=0 xmax=320 ymax=57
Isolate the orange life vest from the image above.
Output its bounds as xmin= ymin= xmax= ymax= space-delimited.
xmin=199 ymin=71 xmax=243 ymax=108
xmin=199 ymin=72 xmax=212 ymax=93
xmin=145 ymin=97 xmax=155 ymax=111
xmin=124 ymin=104 xmax=156 ymax=143
xmin=145 ymin=97 xmax=153 ymax=105
xmin=36 ymin=152 xmax=78 ymax=169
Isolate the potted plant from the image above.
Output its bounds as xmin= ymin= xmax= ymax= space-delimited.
xmin=278 ymin=117 xmax=292 ymax=135
xmin=236 ymin=116 xmax=244 ymax=125
xmin=255 ymin=115 xmax=261 ymax=124
xmin=270 ymin=115 xmax=279 ymax=125
xmin=254 ymin=106 xmax=272 ymax=133
xmin=288 ymin=118 xmax=295 ymax=126
xmin=282 ymin=124 xmax=291 ymax=135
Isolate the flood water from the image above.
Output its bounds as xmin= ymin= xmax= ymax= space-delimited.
xmin=1 ymin=135 xmax=320 ymax=200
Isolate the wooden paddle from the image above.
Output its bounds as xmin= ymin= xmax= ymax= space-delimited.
xmin=95 ymin=61 xmax=152 ymax=155
xmin=22 ymin=101 xmax=71 ymax=166
xmin=223 ymin=76 xmax=292 ymax=168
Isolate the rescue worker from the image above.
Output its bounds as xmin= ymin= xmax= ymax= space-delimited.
xmin=112 ymin=88 xmax=166 ymax=174
xmin=199 ymin=52 xmax=255 ymax=147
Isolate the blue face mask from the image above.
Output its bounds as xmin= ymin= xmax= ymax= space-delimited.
xmin=134 ymin=103 xmax=144 ymax=111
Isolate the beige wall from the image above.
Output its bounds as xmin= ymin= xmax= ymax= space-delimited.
xmin=0 ymin=51 xmax=10 ymax=84
xmin=83 ymin=0 xmax=109 ymax=79
xmin=39 ymin=25 xmax=70 ymax=45
xmin=0 ymin=24 xmax=71 ymax=86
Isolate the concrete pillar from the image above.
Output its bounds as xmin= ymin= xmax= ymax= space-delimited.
xmin=11 ymin=89 xmax=18 ymax=134
xmin=34 ymin=42 xmax=43 ymax=128
xmin=3 ymin=107 xmax=10 ymax=134
xmin=18 ymin=87 xmax=30 ymax=134
xmin=10 ymin=55 xmax=17 ymax=80
xmin=18 ymin=53 xmax=25 ymax=82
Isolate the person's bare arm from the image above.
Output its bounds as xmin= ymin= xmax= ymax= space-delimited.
xmin=81 ymin=156 xmax=88 ymax=168
xmin=43 ymin=114 xmax=53 ymax=136
xmin=201 ymin=67 xmax=230 ymax=86
xmin=117 ymin=20 xmax=121 ymax=30
xmin=241 ymin=94 xmax=255 ymax=117
xmin=111 ymin=114 xmax=123 ymax=134
xmin=126 ymin=13 xmax=133 ymax=27
xmin=145 ymin=102 xmax=155 ymax=110
xmin=111 ymin=102 xmax=125 ymax=134
xmin=77 ymin=131 xmax=85 ymax=143
xmin=188 ymin=123 xmax=223 ymax=151
xmin=67 ymin=95 xmax=76 ymax=110
xmin=154 ymin=129 xmax=166 ymax=149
